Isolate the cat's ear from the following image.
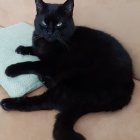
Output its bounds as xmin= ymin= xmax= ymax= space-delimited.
xmin=35 ymin=0 xmax=45 ymax=14
xmin=62 ymin=0 xmax=74 ymax=16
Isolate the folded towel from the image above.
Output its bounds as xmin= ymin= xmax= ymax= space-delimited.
xmin=0 ymin=23 xmax=43 ymax=97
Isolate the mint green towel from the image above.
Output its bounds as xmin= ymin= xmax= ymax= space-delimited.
xmin=0 ymin=23 xmax=43 ymax=97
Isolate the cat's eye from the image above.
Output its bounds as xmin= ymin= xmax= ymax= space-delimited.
xmin=42 ymin=20 xmax=47 ymax=26
xmin=56 ymin=22 xmax=63 ymax=27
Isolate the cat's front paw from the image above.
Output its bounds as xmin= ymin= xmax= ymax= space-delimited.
xmin=5 ymin=64 xmax=20 ymax=77
xmin=1 ymin=98 xmax=17 ymax=111
xmin=15 ymin=45 xmax=26 ymax=54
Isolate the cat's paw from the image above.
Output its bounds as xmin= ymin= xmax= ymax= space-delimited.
xmin=15 ymin=45 xmax=26 ymax=54
xmin=1 ymin=98 xmax=32 ymax=111
xmin=1 ymin=98 xmax=17 ymax=111
xmin=5 ymin=64 xmax=19 ymax=77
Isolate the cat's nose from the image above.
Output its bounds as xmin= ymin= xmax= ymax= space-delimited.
xmin=47 ymin=31 xmax=53 ymax=35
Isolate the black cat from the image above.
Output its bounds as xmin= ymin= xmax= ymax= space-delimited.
xmin=1 ymin=0 xmax=134 ymax=140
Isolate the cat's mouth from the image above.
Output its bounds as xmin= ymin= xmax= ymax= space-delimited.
xmin=43 ymin=33 xmax=56 ymax=42
xmin=47 ymin=37 xmax=54 ymax=42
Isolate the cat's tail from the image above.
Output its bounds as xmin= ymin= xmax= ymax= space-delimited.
xmin=53 ymin=109 xmax=87 ymax=140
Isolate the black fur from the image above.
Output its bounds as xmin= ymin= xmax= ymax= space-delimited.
xmin=1 ymin=0 xmax=134 ymax=140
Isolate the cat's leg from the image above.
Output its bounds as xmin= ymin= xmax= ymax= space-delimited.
xmin=5 ymin=61 xmax=47 ymax=77
xmin=0 ymin=88 xmax=58 ymax=111
xmin=16 ymin=45 xmax=36 ymax=56
xmin=53 ymin=110 xmax=86 ymax=140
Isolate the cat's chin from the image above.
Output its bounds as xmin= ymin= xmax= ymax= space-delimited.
xmin=44 ymin=37 xmax=56 ymax=42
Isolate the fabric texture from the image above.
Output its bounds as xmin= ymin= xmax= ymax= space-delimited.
xmin=0 ymin=23 xmax=43 ymax=97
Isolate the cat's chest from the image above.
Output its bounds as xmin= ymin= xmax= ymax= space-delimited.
xmin=34 ymin=38 xmax=53 ymax=57
xmin=35 ymin=43 xmax=47 ymax=55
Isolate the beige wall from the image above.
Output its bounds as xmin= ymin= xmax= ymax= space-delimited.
xmin=0 ymin=0 xmax=140 ymax=78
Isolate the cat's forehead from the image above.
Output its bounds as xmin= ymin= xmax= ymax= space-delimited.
xmin=47 ymin=4 xmax=61 ymax=11
xmin=44 ymin=3 xmax=62 ymax=16
xmin=40 ymin=3 xmax=63 ymax=22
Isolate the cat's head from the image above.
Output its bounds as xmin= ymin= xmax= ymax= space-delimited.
xmin=34 ymin=0 xmax=75 ymax=42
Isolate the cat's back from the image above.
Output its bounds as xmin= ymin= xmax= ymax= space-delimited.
xmin=69 ymin=26 xmax=132 ymax=77
xmin=71 ymin=26 xmax=130 ymax=61
xmin=73 ymin=26 xmax=118 ymax=44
